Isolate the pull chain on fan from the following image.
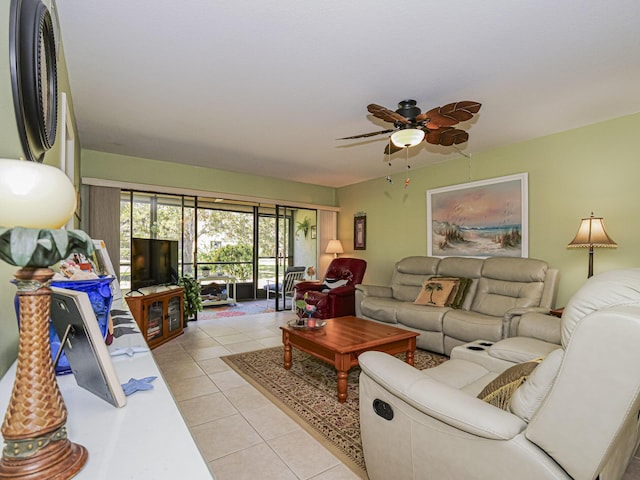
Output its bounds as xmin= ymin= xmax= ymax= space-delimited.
xmin=404 ymin=147 xmax=411 ymax=189
xmin=385 ymin=137 xmax=393 ymax=184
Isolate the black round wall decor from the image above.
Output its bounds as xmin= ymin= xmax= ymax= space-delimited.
xmin=9 ymin=0 xmax=59 ymax=162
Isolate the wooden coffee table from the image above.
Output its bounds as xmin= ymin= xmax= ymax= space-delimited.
xmin=280 ymin=316 xmax=419 ymax=403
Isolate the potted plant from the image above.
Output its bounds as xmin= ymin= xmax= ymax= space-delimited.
xmin=179 ymin=275 xmax=203 ymax=321
xmin=296 ymin=217 xmax=312 ymax=238
xmin=201 ymin=265 xmax=211 ymax=277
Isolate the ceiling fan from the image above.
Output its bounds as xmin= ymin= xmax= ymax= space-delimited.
xmin=339 ymin=99 xmax=482 ymax=154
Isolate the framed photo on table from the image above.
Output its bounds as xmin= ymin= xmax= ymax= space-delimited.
xmin=427 ymin=173 xmax=528 ymax=258
xmin=50 ymin=287 xmax=126 ymax=408
xmin=354 ymin=215 xmax=366 ymax=250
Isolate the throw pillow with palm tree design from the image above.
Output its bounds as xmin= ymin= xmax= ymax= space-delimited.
xmin=414 ymin=279 xmax=457 ymax=306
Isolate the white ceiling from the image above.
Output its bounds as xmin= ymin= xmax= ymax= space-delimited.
xmin=55 ymin=0 xmax=640 ymax=188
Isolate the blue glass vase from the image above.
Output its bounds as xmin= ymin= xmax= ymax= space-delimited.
xmin=50 ymin=276 xmax=115 ymax=338
xmin=14 ymin=276 xmax=115 ymax=375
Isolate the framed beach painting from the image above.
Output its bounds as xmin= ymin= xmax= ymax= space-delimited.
xmin=427 ymin=173 xmax=528 ymax=258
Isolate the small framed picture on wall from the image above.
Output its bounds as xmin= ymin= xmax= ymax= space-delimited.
xmin=354 ymin=215 xmax=366 ymax=250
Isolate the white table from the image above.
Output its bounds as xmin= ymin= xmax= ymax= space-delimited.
xmin=198 ymin=275 xmax=237 ymax=307
xmin=0 ymin=298 xmax=214 ymax=480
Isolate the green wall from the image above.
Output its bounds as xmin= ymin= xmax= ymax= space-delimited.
xmin=0 ymin=1 xmax=82 ymax=377
xmin=82 ymin=150 xmax=337 ymax=207
xmin=336 ymin=112 xmax=640 ymax=306
xmin=0 ymin=0 xmax=20 ymax=379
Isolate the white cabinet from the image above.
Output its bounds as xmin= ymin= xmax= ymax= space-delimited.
xmin=0 ymin=298 xmax=213 ymax=480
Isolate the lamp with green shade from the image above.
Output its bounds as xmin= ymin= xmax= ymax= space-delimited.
xmin=0 ymin=158 xmax=93 ymax=479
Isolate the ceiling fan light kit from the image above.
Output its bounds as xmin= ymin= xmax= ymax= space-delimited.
xmin=340 ymin=99 xmax=482 ymax=154
xmin=390 ymin=128 xmax=425 ymax=148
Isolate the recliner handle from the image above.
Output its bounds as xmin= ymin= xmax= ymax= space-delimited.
xmin=373 ymin=399 xmax=394 ymax=421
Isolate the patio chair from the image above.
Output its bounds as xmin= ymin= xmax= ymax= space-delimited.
xmin=264 ymin=266 xmax=306 ymax=309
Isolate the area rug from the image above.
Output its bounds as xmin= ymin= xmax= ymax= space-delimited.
xmin=222 ymin=346 xmax=447 ymax=478
xmin=195 ymin=300 xmax=274 ymax=319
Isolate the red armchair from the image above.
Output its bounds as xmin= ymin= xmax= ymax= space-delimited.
xmin=295 ymin=258 xmax=367 ymax=319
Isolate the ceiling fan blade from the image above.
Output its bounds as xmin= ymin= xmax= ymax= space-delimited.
xmin=418 ymin=101 xmax=482 ymax=126
xmin=425 ymin=127 xmax=469 ymax=146
xmin=439 ymin=101 xmax=482 ymax=122
xmin=367 ymin=104 xmax=411 ymax=125
xmin=337 ymin=129 xmax=394 ymax=140
xmin=455 ymin=101 xmax=482 ymax=114
xmin=420 ymin=107 xmax=460 ymax=127
xmin=425 ymin=128 xmax=444 ymax=145
xmin=424 ymin=121 xmax=444 ymax=130
xmin=441 ymin=129 xmax=469 ymax=146
xmin=384 ymin=142 xmax=404 ymax=155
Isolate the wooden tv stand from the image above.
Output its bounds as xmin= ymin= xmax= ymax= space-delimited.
xmin=126 ymin=287 xmax=184 ymax=349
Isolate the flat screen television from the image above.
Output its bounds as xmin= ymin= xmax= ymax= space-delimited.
xmin=131 ymin=238 xmax=179 ymax=291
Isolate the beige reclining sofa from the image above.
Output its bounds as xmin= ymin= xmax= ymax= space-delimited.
xmin=355 ymin=256 xmax=559 ymax=355
xmin=358 ymin=268 xmax=640 ymax=480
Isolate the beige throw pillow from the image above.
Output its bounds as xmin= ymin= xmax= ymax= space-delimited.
xmin=414 ymin=279 xmax=457 ymax=307
xmin=509 ymin=349 xmax=563 ymax=422
xmin=477 ymin=360 xmax=541 ymax=410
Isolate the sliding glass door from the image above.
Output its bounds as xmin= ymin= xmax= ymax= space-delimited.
xmin=119 ymin=190 xmax=316 ymax=309
xmin=256 ymin=206 xmax=293 ymax=310
xmin=257 ymin=206 xmax=317 ymax=310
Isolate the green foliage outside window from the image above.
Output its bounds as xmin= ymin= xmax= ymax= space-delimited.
xmin=120 ymin=191 xmax=308 ymax=289
xmin=202 ymin=243 xmax=253 ymax=281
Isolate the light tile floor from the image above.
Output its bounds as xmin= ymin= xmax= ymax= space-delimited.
xmin=153 ymin=307 xmax=640 ymax=480
xmin=153 ymin=308 xmax=361 ymax=480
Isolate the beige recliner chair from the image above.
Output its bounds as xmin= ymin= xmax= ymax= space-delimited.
xmin=359 ymin=269 xmax=640 ymax=480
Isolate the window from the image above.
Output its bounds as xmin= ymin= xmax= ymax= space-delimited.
xmin=196 ymin=205 xmax=254 ymax=282
xmin=119 ymin=190 xmax=317 ymax=305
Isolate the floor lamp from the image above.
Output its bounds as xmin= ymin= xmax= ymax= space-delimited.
xmin=0 ymin=159 xmax=93 ymax=479
xmin=568 ymin=212 xmax=617 ymax=278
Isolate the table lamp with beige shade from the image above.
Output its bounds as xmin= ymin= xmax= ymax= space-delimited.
xmin=325 ymin=239 xmax=344 ymax=258
xmin=0 ymin=158 xmax=94 ymax=479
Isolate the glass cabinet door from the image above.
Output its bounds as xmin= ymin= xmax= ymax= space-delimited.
xmin=146 ymin=299 xmax=164 ymax=341
xmin=167 ymin=295 xmax=182 ymax=332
